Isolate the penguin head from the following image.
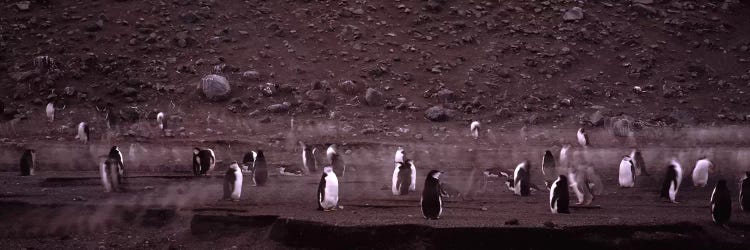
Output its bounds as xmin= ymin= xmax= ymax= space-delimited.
xmin=427 ymin=170 xmax=443 ymax=180
xmin=193 ymin=148 xmax=200 ymax=155
xmin=323 ymin=166 xmax=334 ymax=174
xmin=111 ymin=146 xmax=119 ymax=152
xmin=229 ymin=161 xmax=240 ymax=170
xmin=545 ymin=150 xmax=553 ymax=157
xmin=256 ymin=150 xmax=265 ymax=158
xmin=557 ymin=175 xmax=568 ymax=184
xmin=578 ymin=128 xmax=585 ymax=133
xmin=622 ymin=155 xmax=631 ymax=161
xmin=521 ymin=160 xmax=530 ymax=170
xmin=717 ymin=179 xmax=727 ymax=189
xmin=746 ymin=171 xmax=750 ymax=178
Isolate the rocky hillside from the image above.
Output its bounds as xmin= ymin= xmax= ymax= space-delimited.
xmin=1 ymin=0 xmax=750 ymax=140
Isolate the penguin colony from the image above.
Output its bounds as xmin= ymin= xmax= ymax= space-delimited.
xmin=16 ymin=120 xmax=750 ymax=225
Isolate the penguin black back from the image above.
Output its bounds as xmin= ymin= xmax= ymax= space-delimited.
xmin=551 ymin=175 xmax=570 ymax=214
xmin=317 ymin=171 xmax=327 ymax=210
xmin=516 ymin=162 xmax=531 ymax=196
xmin=397 ymin=162 xmax=412 ymax=195
xmin=741 ymin=172 xmax=750 ymax=212
xmin=711 ymin=179 xmax=731 ymax=224
xmin=242 ymin=152 xmax=255 ymax=167
xmin=223 ymin=165 xmax=238 ymax=200
xmin=421 ymin=170 xmax=443 ymax=219
xmin=108 ymin=146 xmax=125 ymax=182
xmin=19 ymin=149 xmax=36 ymax=176
xmin=542 ymin=151 xmax=555 ymax=170
xmin=633 ymin=151 xmax=648 ymax=176
xmin=331 ymin=153 xmax=346 ymax=178
xmin=660 ymin=164 xmax=678 ymax=199
xmin=254 ymin=150 xmax=268 ymax=186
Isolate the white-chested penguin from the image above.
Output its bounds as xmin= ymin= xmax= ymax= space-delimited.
xmin=241 ymin=151 xmax=256 ymax=172
xmin=108 ymin=146 xmax=125 ymax=183
xmin=393 ymin=160 xmax=414 ymax=195
xmin=506 ymin=161 xmax=531 ymax=196
xmin=19 ymin=149 xmax=36 ymax=176
xmin=710 ymin=179 xmax=731 ymax=225
xmin=327 ymin=144 xmax=346 ymax=178
xmin=156 ymin=112 xmax=167 ymax=130
xmin=692 ymin=157 xmax=713 ymax=187
xmin=318 ymin=166 xmax=339 ymax=211
xmin=618 ymin=155 xmax=636 ymax=188
xmin=392 ymin=146 xmax=405 ymax=194
xmin=192 ymin=147 xmax=216 ymax=176
xmin=577 ymin=128 xmax=590 ymax=147
xmin=550 ymin=175 xmax=570 ymax=214
xmin=741 ymin=172 xmax=750 ymax=212
xmin=630 ymin=149 xmax=649 ymax=176
xmin=470 ymin=121 xmax=480 ymax=140
xmin=223 ymin=161 xmax=243 ymax=201
xmin=100 ymin=157 xmax=121 ymax=192
xmin=542 ymin=150 xmax=556 ymax=189
xmin=76 ymin=122 xmax=90 ymax=144
xmin=660 ymin=159 xmax=683 ymax=203
xmin=46 ymin=102 xmax=54 ymax=123
xmin=299 ymin=141 xmax=316 ymax=174
xmin=421 ymin=170 xmax=445 ymax=220
xmin=568 ymin=165 xmax=602 ymax=206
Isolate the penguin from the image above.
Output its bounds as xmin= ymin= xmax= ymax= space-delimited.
xmin=393 ymin=160 xmax=414 ymax=195
xmin=99 ymin=158 xmax=121 ymax=192
xmin=618 ymin=155 xmax=636 ymax=188
xmin=46 ymin=102 xmax=54 ymax=123
xmin=559 ymin=144 xmax=572 ymax=169
xmin=241 ymin=151 xmax=256 ymax=172
xmin=108 ymin=146 xmax=125 ymax=183
xmin=629 ymin=149 xmax=649 ymax=176
xmin=568 ymin=165 xmax=602 ymax=205
xmin=76 ymin=122 xmax=90 ymax=144
xmin=550 ymin=175 xmax=570 ymax=214
xmin=395 ymin=146 xmax=405 ymax=164
xmin=421 ymin=170 xmax=445 ymax=219
xmin=156 ymin=112 xmax=167 ymax=130
xmin=710 ymin=179 xmax=732 ymax=225
xmin=328 ymin=144 xmax=346 ymax=178
xmin=318 ymin=166 xmax=339 ymax=211
xmin=660 ymin=159 xmax=683 ymax=203
xmin=470 ymin=121 xmax=480 ymax=140
xmin=223 ymin=161 xmax=243 ymax=201
xmin=741 ymin=172 xmax=750 ymax=212
xmin=577 ymin=128 xmax=590 ymax=147
xmin=192 ymin=147 xmax=216 ymax=176
xmin=311 ymin=147 xmax=319 ymax=172
xmin=542 ymin=150 xmax=556 ymax=189
xmin=299 ymin=141 xmax=316 ymax=173
xmin=408 ymin=159 xmax=417 ymax=191
xmin=507 ymin=161 xmax=531 ymax=196
xmin=253 ymin=150 xmax=268 ymax=186
xmin=19 ymin=149 xmax=36 ymax=176
xmin=692 ymin=157 xmax=713 ymax=187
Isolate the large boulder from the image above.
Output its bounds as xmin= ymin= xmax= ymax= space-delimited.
xmin=201 ymin=74 xmax=231 ymax=101
xmin=365 ymin=88 xmax=383 ymax=106
xmin=425 ymin=105 xmax=451 ymax=122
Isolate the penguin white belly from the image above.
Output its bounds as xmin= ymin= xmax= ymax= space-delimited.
xmin=692 ymin=163 xmax=709 ymax=187
xmin=302 ymin=151 xmax=308 ymax=171
xmin=577 ymin=132 xmax=586 ymax=146
xmin=409 ymin=165 xmax=417 ymax=191
xmin=438 ymin=195 xmax=442 ymax=218
xmin=669 ymin=182 xmax=678 ymax=201
xmin=231 ymin=171 xmax=243 ymax=200
xmin=549 ymin=181 xmax=558 ymax=213
xmin=618 ymin=162 xmax=634 ymax=187
xmin=100 ymin=162 xmax=112 ymax=192
xmin=322 ymin=176 xmax=339 ymax=209
xmin=568 ymin=172 xmax=585 ymax=204
xmin=391 ymin=166 xmax=400 ymax=195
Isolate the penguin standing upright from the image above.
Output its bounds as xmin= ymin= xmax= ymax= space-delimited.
xmin=318 ymin=166 xmax=339 ymax=211
xmin=253 ymin=150 xmax=268 ymax=186
xmin=550 ymin=175 xmax=570 ymax=214
xmin=630 ymin=149 xmax=649 ymax=176
xmin=223 ymin=162 xmax=243 ymax=201
xmin=299 ymin=141 xmax=316 ymax=173
xmin=99 ymin=158 xmax=121 ymax=192
xmin=108 ymin=146 xmax=125 ymax=185
xmin=711 ymin=179 xmax=732 ymax=225
xmin=393 ymin=160 xmax=414 ymax=195
xmin=660 ymin=159 xmax=683 ymax=203
xmin=392 ymin=147 xmax=405 ymax=195
xmin=692 ymin=157 xmax=713 ymax=187
xmin=76 ymin=122 xmax=90 ymax=144
xmin=741 ymin=172 xmax=750 ymax=212
xmin=46 ymin=102 xmax=54 ymax=123
xmin=507 ymin=161 xmax=531 ymax=196
xmin=618 ymin=155 xmax=636 ymax=188
xmin=577 ymin=128 xmax=590 ymax=147
xmin=421 ymin=170 xmax=445 ymax=219
xmin=327 ymin=144 xmax=346 ymax=178
xmin=156 ymin=112 xmax=167 ymax=130
xmin=559 ymin=144 xmax=572 ymax=169
xmin=470 ymin=121 xmax=480 ymax=140
xmin=542 ymin=150 xmax=556 ymax=189
xmin=241 ymin=151 xmax=256 ymax=172
xmin=192 ymin=148 xmax=216 ymax=176
xmin=19 ymin=149 xmax=36 ymax=176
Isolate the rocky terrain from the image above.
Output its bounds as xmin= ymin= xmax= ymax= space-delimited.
xmin=1 ymin=0 xmax=750 ymax=143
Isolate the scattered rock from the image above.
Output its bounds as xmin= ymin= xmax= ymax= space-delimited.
xmin=563 ymin=7 xmax=584 ymax=21
xmin=495 ymin=108 xmax=513 ymax=118
xmin=267 ymin=102 xmax=290 ymax=113
xmin=424 ymin=105 xmax=451 ymax=122
xmin=119 ymin=107 xmax=140 ymax=122
xmin=632 ymin=0 xmax=653 ymax=4
xmin=504 ymin=218 xmax=520 ymax=225
xmin=242 ymin=70 xmax=261 ymax=82
xmin=338 ymin=80 xmax=360 ymax=95
xmin=543 ymin=221 xmax=557 ymax=228
xmin=200 ymin=74 xmax=231 ymax=101
xmin=72 ymin=196 xmax=87 ymax=201
xmin=436 ymin=89 xmax=456 ymax=103
xmin=589 ymin=110 xmax=605 ymax=126
xmin=364 ymin=88 xmax=383 ymax=106
xmin=15 ymin=1 xmax=30 ymax=11
xmin=261 ymin=82 xmax=279 ymax=97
